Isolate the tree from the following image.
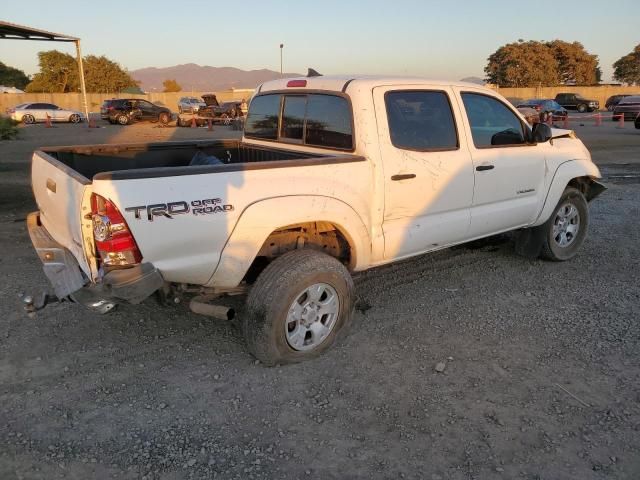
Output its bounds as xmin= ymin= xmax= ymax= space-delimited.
xmin=0 ymin=62 xmax=29 ymax=89
xmin=162 ymin=79 xmax=182 ymax=92
xmin=25 ymin=50 xmax=78 ymax=93
xmin=613 ymin=44 xmax=640 ymax=85
xmin=547 ymin=40 xmax=600 ymax=85
xmin=485 ymin=41 xmax=559 ymax=87
xmin=25 ymin=50 xmax=138 ymax=93
xmin=83 ymin=55 xmax=138 ymax=93
xmin=485 ymin=40 xmax=601 ymax=87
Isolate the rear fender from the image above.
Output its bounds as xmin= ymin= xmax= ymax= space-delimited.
xmin=205 ymin=196 xmax=371 ymax=288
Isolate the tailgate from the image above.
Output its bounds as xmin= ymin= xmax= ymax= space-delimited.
xmin=31 ymin=151 xmax=92 ymax=276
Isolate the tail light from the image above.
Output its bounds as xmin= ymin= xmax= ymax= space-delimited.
xmin=90 ymin=193 xmax=142 ymax=267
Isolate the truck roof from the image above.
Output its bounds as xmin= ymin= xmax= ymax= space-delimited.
xmin=257 ymin=75 xmax=488 ymax=94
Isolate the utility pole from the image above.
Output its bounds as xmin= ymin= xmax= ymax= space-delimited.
xmin=280 ymin=43 xmax=284 ymax=77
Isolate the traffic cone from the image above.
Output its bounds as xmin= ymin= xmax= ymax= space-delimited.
xmin=562 ymin=115 xmax=569 ymax=129
xmin=191 ymin=115 xmax=196 ymax=128
xmin=617 ymin=112 xmax=624 ymax=128
xmin=208 ymin=117 xmax=213 ymax=131
xmin=45 ymin=114 xmax=52 ymax=128
xmin=88 ymin=114 xmax=96 ymax=128
xmin=595 ymin=113 xmax=602 ymax=127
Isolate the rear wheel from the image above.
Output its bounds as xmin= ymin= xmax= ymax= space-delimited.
xmin=220 ymin=113 xmax=230 ymax=125
xmin=159 ymin=112 xmax=170 ymax=125
xmin=540 ymin=187 xmax=588 ymax=261
xmin=22 ymin=114 xmax=35 ymax=124
xmin=69 ymin=114 xmax=81 ymax=123
xmin=117 ymin=114 xmax=129 ymax=125
xmin=243 ymin=249 xmax=354 ymax=365
xmin=577 ymin=104 xmax=587 ymax=113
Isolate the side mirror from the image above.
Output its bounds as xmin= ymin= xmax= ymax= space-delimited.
xmin=531 ymin=122 xmax=552 ymax=143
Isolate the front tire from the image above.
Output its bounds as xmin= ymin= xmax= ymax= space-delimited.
xmin=117 ymin=114 xmax=129 ymax=125
xmin=159 ymin=112 xmax=170 ymax=125
xmin=69 ymin=114 xmax=81 ymax=123
xmin=244 ymin=250 xmax=355 ymax=366
xmin=577 ymin=104 xmax=587 ymax=113
xmin=540 ymin=187 xmax=589 ymax=261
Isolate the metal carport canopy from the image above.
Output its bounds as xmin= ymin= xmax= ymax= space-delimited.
xmin=0 ymin=20 xmax=89 ymax=121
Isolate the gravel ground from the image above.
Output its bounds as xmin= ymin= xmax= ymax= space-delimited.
xmin=1 ymin=120 xmax=639 ymax=479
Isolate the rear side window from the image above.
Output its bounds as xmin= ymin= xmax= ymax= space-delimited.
xmin=461 ymin=93 xmax=525 ymax=148
xmin=245 ymin=93 xmax=353 ymax=150
xmin=245 ymin=94 xmax=281 ymax=140
xmin=385 ymin=91 xmax=458 ymax=151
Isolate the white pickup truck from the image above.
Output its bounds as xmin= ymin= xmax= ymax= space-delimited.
xmin=28 ymin=75 xmax=605 ymax=364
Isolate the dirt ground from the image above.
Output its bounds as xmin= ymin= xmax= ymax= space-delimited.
xmin=1 ymin=118 xmax=639 ymax=480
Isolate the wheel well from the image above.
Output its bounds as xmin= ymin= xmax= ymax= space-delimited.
xmin=243 ymin=222 xmax=353 ymax=284
xmin=567 ymin=176 xmax=605 ymax=201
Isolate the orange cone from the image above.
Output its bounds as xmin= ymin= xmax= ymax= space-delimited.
xmin=45 ymin=114 xmax=52 ymax=128
xmin=562 ymin=115 xmax=569 ymax=129
xmin=191 ymin=115 xmax=196 ymax=128
xmin=617 ymin=112 xmax=624 ymax=128
xmin=208 ymin=117 xmax=213 ymax=131
xmin=595 ymin=113 xmax=602 ymax=127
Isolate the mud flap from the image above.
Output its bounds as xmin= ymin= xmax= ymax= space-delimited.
xmin=515 ymin=227 xmax=546 ymax=259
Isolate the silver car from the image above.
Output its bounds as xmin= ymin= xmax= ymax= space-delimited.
xmin=178 ymin=96 xmax=206 ymax=114
xmin=10 ymin=103 xmax=84 ymax=124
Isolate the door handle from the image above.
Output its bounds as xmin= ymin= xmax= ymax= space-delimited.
xmin=476 ymin=165 xmax=494 ymax=171
xmin=391 ymin=173 xmax=416 ymax=181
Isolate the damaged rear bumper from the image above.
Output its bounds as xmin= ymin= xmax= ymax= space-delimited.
xmin=27 ymin=212 xmax=163 ymax=305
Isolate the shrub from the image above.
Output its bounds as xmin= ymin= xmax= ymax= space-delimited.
xmin=0 ymin=116 xmax=19 ymax=140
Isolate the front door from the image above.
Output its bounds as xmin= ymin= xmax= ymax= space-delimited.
xmin=373 ymin=86 xmax=475 ymax=260
xmin=458 ymin=91 xmax=546 ymax=237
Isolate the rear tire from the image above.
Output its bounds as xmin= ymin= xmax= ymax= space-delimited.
xmin=243 ymin=250 xmax=354 ymax=366
xmin=117 ymin=114 xmax=129 ymax=125
xmin=159 ymin=112 xmax=170 ymax=125
xmin=540 ymin=187 xmax=589 ymax=261
xmin=69 ymin=114 xmax=81 ymax=123
xmin=22 ymin=114 xmax=35 ymax=124
xmin=577 ymin=104 xmax=587 ymax=113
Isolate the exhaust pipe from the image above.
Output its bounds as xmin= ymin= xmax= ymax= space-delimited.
xmin=189 ymin=296 xmax=235 ymax=321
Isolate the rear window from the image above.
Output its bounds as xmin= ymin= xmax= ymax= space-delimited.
xmin=245 ymin=93 xmax=353 ymax=150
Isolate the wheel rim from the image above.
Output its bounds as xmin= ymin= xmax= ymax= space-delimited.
xmin=160 ymin=113 xmax=168 ymax=123
xmin=70 ymin=114 xmax=80 ymax=123
xmin=118 ymin=116 xmax=128 ymax=125
xmin=285 ymin=283 xmax=340 ymax=351
xmin=24 ymin=115 xmax=34 ymax=124
xmin=552 ymin=202 xmax=580 ymax=247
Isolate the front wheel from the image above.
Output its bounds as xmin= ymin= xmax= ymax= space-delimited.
xmin=243 ymin=250 xmax=355 ymax=365
xmin=159 ymin=112 xmax=170 ymax=125
xmin=117 ymin=114 xmax=129 ymax=125
xmin=69 ymin=114 xmax=81 ymax=123
xmin=540 ymin=187 xmax=589 ymax=261
xmin=577 ymin=104 xmax=587 ymax=113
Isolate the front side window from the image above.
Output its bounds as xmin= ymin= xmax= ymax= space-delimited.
xmin=385 ymin=91 xmax=458 ymax=151
xmin=461 ymin=93 xmax=526 ymax=148
xmin=245 ymin=93 xmax=353 ymax=149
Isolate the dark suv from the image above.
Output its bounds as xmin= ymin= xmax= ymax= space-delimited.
xmin=554 ymin=93 xmax=599 ymax=113
xmin=107 ymin=99 xmax=172 ymax=125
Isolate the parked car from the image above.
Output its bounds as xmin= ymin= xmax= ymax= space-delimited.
xmin=9 ymin=103 xmax=84 ymax=124
xmin=516 ymin=99 xmax=568 ymax=122
xmin=555 ymin=93 xmax=599 ymax=113
xmin=199 ymin=94 xmax=244 ymax=119
xmin=605 ymin=94 xmax=633 ymax=111
xmin=107 ymin=99 xmax=172 ymax=125
xmin=27 ymin=76 xmax=605 ymax=365
xmin=516 ymin=106 xmax=540 ymax=125
xmin=178 ymin=96 xmax=206 ymax=114
xmin=612 ymin=95 xmax=640 ymax=121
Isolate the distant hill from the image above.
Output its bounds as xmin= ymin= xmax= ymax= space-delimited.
xmin=460 ymin=76 xmax=486 ymax=85
xmin=130 ymin=63 xmax=301 ymax=92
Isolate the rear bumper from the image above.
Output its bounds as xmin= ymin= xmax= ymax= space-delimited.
xmin=27 ymin=212 xmax=163 ymax=304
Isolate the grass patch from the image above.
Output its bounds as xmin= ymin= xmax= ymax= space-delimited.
xmin=0 ymin=116 xmax=19 ymax=140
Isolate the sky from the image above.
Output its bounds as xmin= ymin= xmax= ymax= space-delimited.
xmin=1 ymin=0 xmax=638 ymax=82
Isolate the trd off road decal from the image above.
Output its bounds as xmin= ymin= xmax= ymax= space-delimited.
xmin=125 ymin=198 xmax=234 ymax=221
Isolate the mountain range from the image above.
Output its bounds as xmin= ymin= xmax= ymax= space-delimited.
xmin=130 ymin=63 xmax=301 ymax=92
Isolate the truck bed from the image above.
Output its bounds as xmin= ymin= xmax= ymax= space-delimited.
xmin=40 ymin=140 xmax=344 ymax=182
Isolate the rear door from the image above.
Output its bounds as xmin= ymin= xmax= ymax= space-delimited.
xmin=32 ymin=152 xmax=92 ymax=276
xmin=373 ymin=86 xmax=474 ymax=259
